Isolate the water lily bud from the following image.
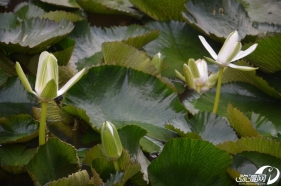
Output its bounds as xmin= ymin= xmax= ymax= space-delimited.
xmin=152 ymin=52 xmax=163 ymax=75
xmin=101 ymin=121 xmax=122 ymax=160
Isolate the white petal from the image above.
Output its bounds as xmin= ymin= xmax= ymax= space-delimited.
xmin=228 ymin=63 xmax=258 ymax=71
xmin=58 ymin=68 xmax=86 ymax=96
xmin=198 ymin=36 xmax=218 ymax=60
xmin=217 ymin=31 xmax=240 ymax=63
xmin=231 ymin=44 xmax=258 ymax=62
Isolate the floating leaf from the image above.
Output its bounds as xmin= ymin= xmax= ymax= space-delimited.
xmin=148 ymin=138 xmax=232 ymax=185
xmin=0 ymin=12 xmax=18 ymax=29
xmin=217 ymin=137 xmax=281 ymax=160
xmin=0 ymin=144 xmax=36 ymax=174
xmin=129 ymin=0 xmax=187 ymax=20
xmin=227 ymin=104 xmax=261 ymax=138
xmin=76 ymin=0 xmax=142 ymax=18
xmin=0 ymin=77 xmax=38 ymax=117
xmin=47 ymin=170 xmax=90 ymax=186
xmin=0 ymin=114 xmax=39 ymax=144
xmin=0 ymin=18 xmax=74 ymax=54
xmin=144 ymin=21 xmax=220 ymax=78
xmin=193 ymin=82 xmax=281 ymax=133
xmin=40 ymin=0 xmax=80 ymax=8
xmin=0 ymin=53 xmax=17 ymax=76
xmin=26 ymin=138 xmax=80 ymax=186
xmin=14 ymin=2 xmax=45 ymax=21
xmin=63 ymin=66 xmax=186 ymax=142
xmin=222 ymin=60 xmax=281 ymax=99
xmin=0 ymin=68 xmax=7 ymax=86
xmin=41 ymin=10 xmax=84 ymax=23
xmin=243 ymin=33 xmax=281 ymax=73
xmin=69 ymin=20 xmax=159 ymax=69
xmin=188 ymin=111 xmax=238 ymax=144
xmin=102 ymin=41 xmax=159 ymax=75
xmin=183 ymin=0 xmax=258 ymax=40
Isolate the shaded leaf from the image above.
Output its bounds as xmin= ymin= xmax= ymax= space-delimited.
xmin=0 ymin=53 xmax=17 ymax=76
xmin=0 ymin=144 xmax=36 ymax=174
xmin=183 ymin=0 xmax=258 ymax=40
xmin=0 ymin=68 xmax=7 ymax=86
xmin=148 ymin=138 xmax=232 ymax=186
xmin=63 ymin=65 xmax=186 ymax=142
xmin=227 ymin=104 xmax=261 ymax=138
xmin=0 ymin=114 xmax=39 ymax=144
xmin=0 ymin=18 xmax=74 ymax=54
xmin=129 ymin=0 xmax=187 ymax=21
xmin=26 ymin=138 xmax=80 ymax=186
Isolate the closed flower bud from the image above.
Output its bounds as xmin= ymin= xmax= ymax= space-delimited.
xmin=101 ymin=121 xmax=122 ymax=160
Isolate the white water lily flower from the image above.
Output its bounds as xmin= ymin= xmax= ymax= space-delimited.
xmin=199 ymin=30 xmax=258 ymax=71
xmin=175 ymin=59 xmax=218 ymax=93
xmin=16 ymin=51 xmax=86 ymax=101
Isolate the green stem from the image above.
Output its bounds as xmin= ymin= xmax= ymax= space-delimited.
xmin=196 ymin=86 xmax=201 ymax=94
xmin=113 ymin=160 xmax=120 ymax=171
xmin=39 ymin=101 xmax=48 ymax=146
xmin=212 ymin=67 xmax=224 ymax=114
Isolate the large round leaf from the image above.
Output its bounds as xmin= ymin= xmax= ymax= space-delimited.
xmin=148 ymin=138 xmax=233 ymax=186
xmin=40 ymin=0 xmax=80 ymax=8
xmin=0 ymin=18 xmax=74 ymax=54
xmin=144 ymin=21 xmax=220 ymax=78
xmin=0 ymin=114 xmax=39 ymax=144
xmin=26 ymin=138 xmax=80 ymax=186
xmin=63 ymin=65 xmax=187 ymax=142
xmin=183 ymin=0 xmax=258 ymax=40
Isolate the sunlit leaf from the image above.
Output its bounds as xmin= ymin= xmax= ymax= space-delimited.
xmin=40 ymin=0 xmax=80 ymax=8
xmin=144 ymin=21 xmax=220 ymax=78
xmin=183 ymin=0 xmax=258 ymax=40
xmin=41 ymin=10 xmax=84 ymax=23
xmin=129 ymin=0 xmax=187 ymax=20
xmin=148 ymin=138 xmax=232 ymax=185
xmin=227 ymin=104 xmax=261 ymax=138
xmin=0 ymin=144 xmax=36 ymax=174
xmin=63 ymin=65 xmax=186 ymax=142
xmin=0 ymin=114 xmax=39 ymax=144
xmin=0 ymin=18 xmax=74 ymax=54
xmin=26 ymin=138 xmax=80 ymax=186
xmin=14 ymin=2 xmax=45 ymax=21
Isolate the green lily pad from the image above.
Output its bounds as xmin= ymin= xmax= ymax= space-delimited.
xmin=148 ymin=138 xmax=232 ymax=185
xmin=0 ymin=144 xmax=36 ymax=174
xmin=47 ymin=170 xmax=90 ymax=186
xmin=0 ymin=77 xmax=38 ymax=118
xmin=183 ymin=0 xmax=258 ymax=40
xmin=222 ymin=60 xmax=281 ymax=99
xmin=0 ymin=68 xmax=7 ymax=86
xmin=76 ymin=0 xmax=142 ymax=18
xmin=69 ymin=20 xmax=159 ymax=69
xmin=193 ymin=82 xmax=281 ymax=133
xmin=188 ymin=111 xmax=238 ymax=144
xmin=0 ymin=114 xmax=39 ymax=144
xmin=26 ymin=138 xmax=80 ymax=186
xmin=40 ymin=0 xmax=80 ymax=8
xmin=144 ymin=21 xmax=220 ymax=78
xmin=14 ymin=2 xmax=45 ymax=21
xmin=63 ymin=65 xmax=187 ymax=142
xmin=243 ymin=33 xmax=281 ymax=73
xmin=0 ymin=18 xmax=74 ymax=54
xmin=41 ymin=10 xmax=84 ymax=23
xmin=129 ymin=0 xmax=187 ymax=20
xmin=0 ymin=53 xmax=17 ymax=76
xmin=0 ymin=12 xmax=18 ymax=29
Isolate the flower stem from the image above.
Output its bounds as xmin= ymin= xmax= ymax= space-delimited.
xmin=113 ymin=160 xmax=120 ymax=171
xmin=39 ymin=101 xmax=48 ymax=146
xmin=196 ymin=86 xmax=201 ymax=94
xmin=212 ymin=67 xmax=224 ymax=114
